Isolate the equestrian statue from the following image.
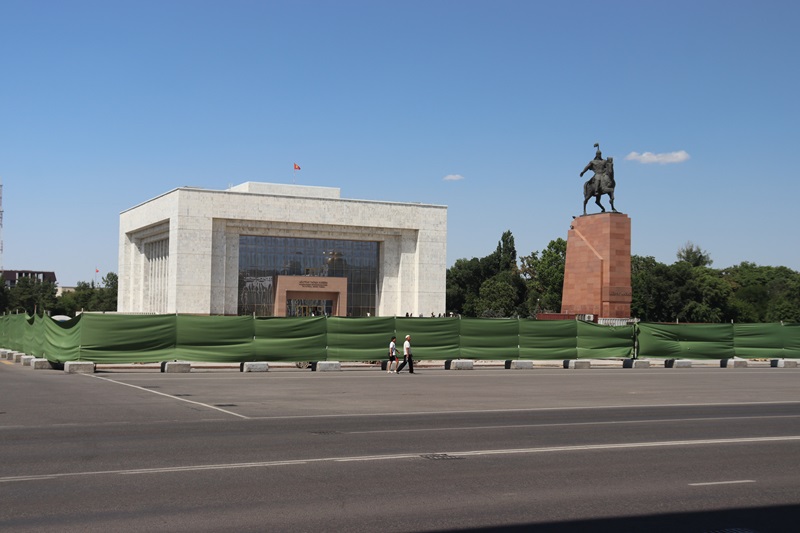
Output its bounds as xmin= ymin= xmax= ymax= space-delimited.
xmin=580 ymin=143 xmax=617 ymax=215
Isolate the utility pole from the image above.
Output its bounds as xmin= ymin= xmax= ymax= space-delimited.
xmin=0 ymin=177 xmax=4 ymax=274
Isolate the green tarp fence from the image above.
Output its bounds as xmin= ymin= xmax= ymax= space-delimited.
xmin=636 ymin=322 xmax=800 ymax=359
xmin=1 ymin=313 xmax=798 ymax=363
xmin=637 ymin=323 xmax=735 ymax=359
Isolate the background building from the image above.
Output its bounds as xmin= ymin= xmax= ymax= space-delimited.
xmin=118 ymin=182 xmax=447 ymax=316
xmin=1 ymin=270 xmax=57 ymax=288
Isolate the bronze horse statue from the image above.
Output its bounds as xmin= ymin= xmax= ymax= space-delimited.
xmin=581 ymin=149 xmax=617 ymax=215
xmin=583 ymin=174 xmax=616 ymax=215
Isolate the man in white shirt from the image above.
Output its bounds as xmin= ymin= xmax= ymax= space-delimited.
xmin=396 ymin=334 xmax=414 ymax=374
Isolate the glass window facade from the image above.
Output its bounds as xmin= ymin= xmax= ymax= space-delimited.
xmin=238 ymin=236 xmax=379 ymax=317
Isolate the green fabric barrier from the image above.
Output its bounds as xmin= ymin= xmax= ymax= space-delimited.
xmin=20 ymin=315 xmax=33 ymax=354
xmin=783 ymin=323 xmax=800 ymax=358
xmin=458 ymin=318 xmax=519 ymax=359
xmin=254 ymin=316 xmax=327 ymax=361
xmin=175 ymin=315 xmax=254 ymax=362
xmin=394 ymin=317 xmax=461 ymax=360
xmin=637 ymin=323 xmax=734 ymax=359
xmin=326 ymin=317 xmax=395 ymax=361
xmin=733 ymin=322 xmax=800 ymax=359
xmin=79 ymin=314 xmax=177 ymax=363
xmin=5 ymin=314 xmax=29 ymax=352
xmin=6 ymin=311 xmax=796 ymax=365
xmin=577 ymin=321 xmax=634 ymax=359
xmin=24 ymin=315 xmax=43 ymax=356
xmin=519 ymin=320 xmax=578 ymax=360
xmin=43 ymin=315 xmax=82 ymax=362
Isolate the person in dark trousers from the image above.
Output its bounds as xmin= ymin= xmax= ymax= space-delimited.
xmin=387 ymin=336 xmax=398 ymax=373
xmin=396 ymin=334 xmax=414 ymax=374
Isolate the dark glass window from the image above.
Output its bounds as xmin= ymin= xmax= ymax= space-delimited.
xmin=238 ymin=236 xmax=379 ymax=317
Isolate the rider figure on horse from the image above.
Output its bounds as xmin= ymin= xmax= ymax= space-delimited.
xmin=580 ymin=143 xmax=618 ymax=215
xmin=580 ymin=143 xmax=613 ymax=194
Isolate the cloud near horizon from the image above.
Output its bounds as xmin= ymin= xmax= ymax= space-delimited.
xmin=625 ymin=150 xmax=690 ymax=164
xmin=443 ymin=174 xmax=465 ymax=181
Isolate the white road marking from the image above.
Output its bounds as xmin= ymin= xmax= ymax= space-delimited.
xmin=245 ymin=400 xmax=800 ymax=420
xmin=689 ymin=480 xmax=756 ymax=486
xmin=348 ymin=414 xmax=800 ymax=434
xmin=85 ymin=374 xmax=250 ymax=419
xmin=2 ymin=435 xmax=798 ymax=484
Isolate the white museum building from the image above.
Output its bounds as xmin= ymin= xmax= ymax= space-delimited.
xmin=117 ymin=182 xmax=447 ymax=317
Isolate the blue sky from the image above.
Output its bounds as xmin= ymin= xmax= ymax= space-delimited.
xmin=2 ymin=0 xmax=799 ymax=286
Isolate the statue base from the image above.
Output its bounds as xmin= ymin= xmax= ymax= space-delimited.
xmin=561 ymin=212 xmax=631 ymax=318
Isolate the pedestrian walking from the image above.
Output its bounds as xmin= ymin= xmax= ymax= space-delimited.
xmin=387 ymin=336 xmax=398 ymax=373
xmin=396 ymin=334 xmax=414 ymax=374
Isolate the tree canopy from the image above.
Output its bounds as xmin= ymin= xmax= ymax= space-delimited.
xmin=2 ymin=272 xmax=118 ymax=317
xmin=447 ymin=232 xmax=799 ymax=322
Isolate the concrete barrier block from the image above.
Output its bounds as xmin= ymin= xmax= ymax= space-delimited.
xmin=0 ymin=350 xmax=9 ymax=359
xmin=241 ymin=361 xmax=269 ymax=372
xmin=721 ymin=358 xmax=748 ymax=368
xmin=674 ymin=360 xmax=692 ymax=368
xmin=65 ymin=361 xmax=96 ymax=374
xmin=314 ymin=361 xmax=341 ymax=372
xmin=448 ymin=359 xmax=474 ymax=370
xmin=163 ymin=361 xmax=191 ymax=373
xmin=21 ymin=355 xmax=36 ymax=366
xmin=771 ymin=359 xmax=797 ymax=368
xmin=13 ymin=352 xmax=25 ymax=363
xmin=32 ymin=358 xmax=53 ymax=370
xmin=510 ymin=360 xmax=534 ymax=370
xmin=569 ymin=360 xmax=591 ymax=369
xmin=633 ymin=360 xmax=650 ymax=368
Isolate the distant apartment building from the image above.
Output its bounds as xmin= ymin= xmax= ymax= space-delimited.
xmin=1 ymin=270 xmax=57 ymax=288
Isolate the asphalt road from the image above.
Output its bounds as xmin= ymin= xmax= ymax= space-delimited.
xmin=2 ymin=361 xmax=800 ymax=532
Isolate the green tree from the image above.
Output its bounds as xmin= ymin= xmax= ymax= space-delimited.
xmin=630 ymin=255 xmax=674 ymax=321
xmin=446 ymin=257 xmax=482 ymax=316
xmin=53 ymin=281 xmax=95 ymax=316
xmin=0 ymin=276 xmax=10 ymax=313
xmin=519 ymin=238 xmax=566 ymax=315
xmin=446 ymin=231 xmax=526 ymax=317
xmin=722 ymin=263 xmax=800 ymax=322
xmin=9 ymin=277 xmax=58 ymax=315
xmin=475 ymin=275 xmax=517 ymax=317
xmin=676 ymin=241 xmax=713 ymax=267
xmin=52 ymin=272 xmax=119 ymax=317
xmin=92 ymin=272 xmax=118 ymax=312
xmin=675 ymin=267 xmax=732 ymax=323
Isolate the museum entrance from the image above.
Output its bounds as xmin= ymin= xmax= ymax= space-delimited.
xmin=272 ymin=276 xmax=349 ymax=317
xmin=290 ymin=300 xmax=333 ymax=317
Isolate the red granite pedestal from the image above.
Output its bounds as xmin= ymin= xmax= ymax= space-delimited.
xmin=561 ymin=213 xmax=631 ymax=318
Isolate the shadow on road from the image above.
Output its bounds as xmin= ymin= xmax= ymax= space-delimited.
xmin=437 ymin=503 xmax=799 ymax=532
